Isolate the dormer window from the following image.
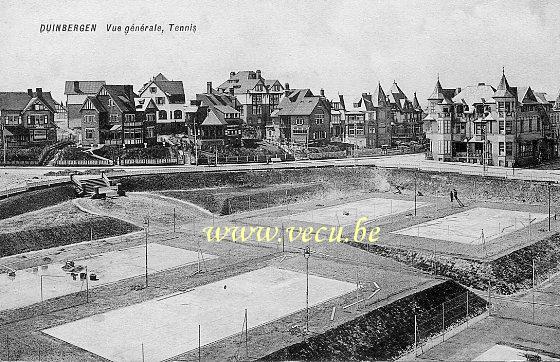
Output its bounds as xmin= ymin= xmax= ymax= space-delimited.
xmin=34 ymin=103 xmax=45 ymax=111
xmin=255 ymin=84 xmax=263 ymax=92
xmin=109 ymin=99 xmax=115 ymax=107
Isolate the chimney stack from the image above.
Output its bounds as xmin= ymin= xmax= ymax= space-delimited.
xmin=320 ymin=89 xmax=325 ymax=97
xmin=124 ymin=85 xmax=134 ymax=100
xmin=73 ymin=81 xmax=80 ymax=93
xmin=456 ymin=87 xmax=462 ymax=93
xmin=35 ymin=88 xmax=43 ymax=98
xmin=27 ymin=88 xmax=33 ymax=97
xmin=256 ymin=70 xmax=261 ymax=79
xmin=229 ymin=87 xmax=235 ymax=96
xmin=285 ymin=83 xmax=289 ymax=90
xmin=230 ymin=71 xmax=236 ymax=78
xmin=207 ymin=82 xmax=212 ymax=94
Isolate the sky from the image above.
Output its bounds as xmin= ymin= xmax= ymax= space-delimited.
xmin=1 ymin=0 xmax=560 ymax=106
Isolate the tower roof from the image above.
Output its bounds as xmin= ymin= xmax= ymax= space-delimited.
xmin=428 ymin=78 xmax=445 ymax=100
xmin=494 ymin=70 xmax=514 ymax=98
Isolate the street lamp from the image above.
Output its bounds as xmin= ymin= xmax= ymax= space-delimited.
xmin=303 ymin=246 xmax=311 ymax=333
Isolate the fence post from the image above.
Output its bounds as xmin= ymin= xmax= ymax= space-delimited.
xmin=414 ymin=314 xmax=417 ymax=357
xmin=442 ymin=302 xmax=445 ymax=341
xmin=466 ymin=291 xmax=469 ymax=328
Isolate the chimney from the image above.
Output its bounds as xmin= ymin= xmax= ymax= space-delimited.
xmin=207 ymin=82 xmax=212 ymax=94
xmin=456 ymin=87 xmax=462 ymax=93
xmin=285 ymin=83 xmax=290 ymax=90
xmin=36 ymin=88 xmax=43 ymax=98
xmin=230 ymin=71 xmax=236 ymax=78
xmin=256 ymin=70 xmax=261 ymax=79
xmin=320 ymin=89 xmax=325 ymax=97
xmin=27 ymin=88 xmax=33 ymax=97
xmin=478 ymin=83 xmax=485 ymax=86
xmin=73 ymin=81 xmax=80 ymax=93
xmin=124 ymin=85 xmax=134 ymax=100
xmin=229 ymin=87 xmax=235 ymax=96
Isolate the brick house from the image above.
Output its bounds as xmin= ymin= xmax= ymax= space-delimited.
xmin=424 ymin=71 xmax=555 ymax=167
xmin=269 ymin=88 xmax=331 ymax=146
xmin=184 ymin=82 xmax=243 ymax=147
xmin=217 ymin=70 xmax=284 ymax=140
xmin=386 ymin=81 xmax=424 ymax=145
xmin=138 ymin=73 xmax=186 ymax=139
xmin=341 ymin=83 xmax=393 ymax=148
xmin=79 ymin=84 xmax=157 ymax=147
xmin=64 ymin=81 xmax=106 ymax=131
xmin=0 ymin=88 xmax=58 ymax=147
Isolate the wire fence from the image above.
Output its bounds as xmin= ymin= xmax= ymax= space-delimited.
xmin=409 ymin=290 xmax=488 ymax=358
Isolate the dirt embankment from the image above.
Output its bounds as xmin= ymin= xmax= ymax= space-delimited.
xmin=117 ymin=166 xmax=559 ymax=205
xmin=261 ymin=280 xmax=486 ymax=361
xmin=0 ymin=185 xmax=76 ymax=220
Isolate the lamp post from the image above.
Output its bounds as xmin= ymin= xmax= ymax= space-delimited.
xmin=303 ymin=246 xmax=311 ymax=333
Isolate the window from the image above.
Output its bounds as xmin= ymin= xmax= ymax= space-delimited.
xmin=150 ymin=87 xmax=157 ymax=93
xmin=34 ymin=103 xmax=45 ymax=111
xmin=506 ymin=142 xmax=513 ymax=156
xmin=110 ymin=114 xmax=119 ymax=123
xmin=499 ymin=142 xmax=505 ymax=155
xmin=499 ymin=120 xmax=505 ymax=134
xmin=505 ymin=120 xmax=512 ymax=134
xmin=156 ymin=97 xmax=165 ymax=105
xmin=528 ymin=119 xmax=533 ymax=132
xmin=33 ymin=129 xmax=47 ymax=140
xmin=146 ymin=126 xmax=155 ymax=138
xmin=109 ymin=99 xmax=115 ymax=107
xmin=83 ymin=115 xmax=94 ymax=123
xmin=28 ymin=115 xmax=46 ymax=125
xmin=125 ymin=114 xmax=135 ymax=123
xmin=159 ymin=110 xmax=167 ymax=120
xmin=5 ymin=115 xmax=19 ymax=125
xmin=537 ymin=119 xmax=541 ymax=132
xmin=292 ymin=127 xmax=306 ymax=134
xmin=255 ymin=84 xmax=263 ymax=92
xmin=253 ymin=94 xmax=263 ymax=104
xmin=315 ymin=113 xmax=324 ymax=124
xmin=146 ymin=113 xmax=155 ymax=122
xmin=295 ymin=118 xmax=304 ymax=126
xmin=85 ymin=128 xmax=94 ymax=139
xmin=174 ymin=110 xmax=182 ymax=120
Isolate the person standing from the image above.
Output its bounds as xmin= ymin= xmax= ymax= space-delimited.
xmin=449 ymin=190 xmax=454 ymax=203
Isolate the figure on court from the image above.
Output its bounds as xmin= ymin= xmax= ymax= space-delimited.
xmin=453 ymin=189 xmax=465 ymax=207
xmin=449 ymin=190 xmax=454 ymax=203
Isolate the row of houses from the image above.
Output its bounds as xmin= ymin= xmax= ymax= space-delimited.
xmin=2 ymin=69 xmax=560 ymax=167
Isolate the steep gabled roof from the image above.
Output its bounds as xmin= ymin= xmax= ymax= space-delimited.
xmin=80 ymin=96 xmax=105 ymax=112
xmin=64 ymin=81 xmax=106 ymax=95
xmin=154 ymin=73 xmax=168 ymax=81
xmin=275 ymin=89 xmax=322 ymax=116
xmin=101 ymin=85 xmax=137 ymax=112
xmin=135 ymin=97 xmax=159 ymax=112
xmin=196 ymin=91 xmax=241 ymax=126
xmin=515 ymin=87 xmax=535 ymax=104
xmin=0 ymin=91 xmax=56 ymax=112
